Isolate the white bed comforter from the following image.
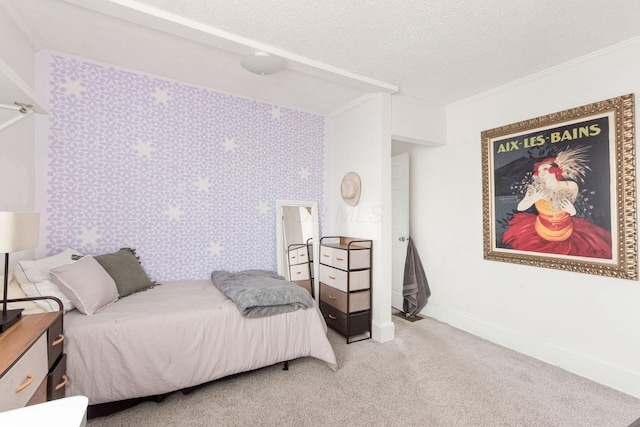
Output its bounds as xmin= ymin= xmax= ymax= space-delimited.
xmin=63 ymin=279 xmax=337 ymax=404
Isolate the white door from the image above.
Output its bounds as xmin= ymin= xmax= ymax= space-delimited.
xmin=392 ymin=153 xmax=410 ymax=310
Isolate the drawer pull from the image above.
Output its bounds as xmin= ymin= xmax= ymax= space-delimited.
xmin=55 ymin=375 xmax=68 ymax=391
xmin=328 ymin=275 xmax=336 ymax=280
xmin=296 ymin=271 xmax=301 ymax=275
xmin=336 ymin=257 xmax=344 ymax=261
xmin=322 ymin=254 xmax=330 ymax=257
xmin=328 ymin=314 xmax=337 ymax=320
xmin=52 ymin=334 xmax=64 ymax=346
xmin=15 ymin=373 xmax=34 ymax=393
xmin=328 ymin=294 xmax=336 ymax=300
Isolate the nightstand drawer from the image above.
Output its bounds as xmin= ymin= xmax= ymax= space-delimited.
xmin=47 ymin=314 xmax=64 ymax=369
xmin=47 ymin=353 xmax=67 ymax=401
xmin=0 ymin=334 xmax=48 ymax=412
xmin=320 ymin=283 xmax=370 ymax=313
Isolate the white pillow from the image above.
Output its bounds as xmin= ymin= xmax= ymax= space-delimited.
xmin=0 ymin=276 xmax=46 ymax=315
xmin=14 ymin=248 xmax=83 ymax=312
xmin=49 ymin=256 xmax=118 ymax=315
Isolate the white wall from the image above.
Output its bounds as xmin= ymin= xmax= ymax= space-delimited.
xmin=0 ymin=7 xmax=39 ymax=271
xmin=325 ymin=93 xmax=394 ymax=342
xmin=404 ymin=38 xmax=640 ymax=398
xmin=391 ymin=94 xmax=446 ymax=146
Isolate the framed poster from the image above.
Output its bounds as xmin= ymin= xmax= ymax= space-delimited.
xmin=481 ymin=94 xmax=637 ymax=280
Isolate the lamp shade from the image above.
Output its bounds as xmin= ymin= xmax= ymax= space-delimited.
xmin=0 ymin=212 xmax=40 ymax=253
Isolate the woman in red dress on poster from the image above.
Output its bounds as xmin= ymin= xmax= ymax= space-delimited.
xmin=502 ymin=146 xmax=612 ymax=259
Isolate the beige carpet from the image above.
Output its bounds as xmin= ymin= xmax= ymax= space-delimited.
xmin=87 ymin=315 xmax=640 ymax=426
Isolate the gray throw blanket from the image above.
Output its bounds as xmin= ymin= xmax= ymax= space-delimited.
xmin=211 ymin=270 xmax=314 ymax=318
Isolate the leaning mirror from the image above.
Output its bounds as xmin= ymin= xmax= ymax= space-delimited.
xmin=276 ymin=200 xmax=319 ymax=299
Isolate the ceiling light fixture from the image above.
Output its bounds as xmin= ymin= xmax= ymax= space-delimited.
xmin=240 ymin=52 xmax=284 ymax=76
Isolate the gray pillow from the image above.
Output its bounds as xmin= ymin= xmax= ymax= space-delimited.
xmin=90 ymin=248 xmax=155 ymax=297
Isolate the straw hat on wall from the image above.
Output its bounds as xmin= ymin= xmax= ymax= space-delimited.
xmin=341 ymin=172 xmax=361 ymax=206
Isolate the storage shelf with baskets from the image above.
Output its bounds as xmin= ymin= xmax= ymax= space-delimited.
xmin=318 ymin=236 xmax=372 ymax=343
xmin=287 ymin=237 xmax=314 ymax=296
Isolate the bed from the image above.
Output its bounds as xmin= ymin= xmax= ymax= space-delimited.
xmin=11 ymin=248 xmax=337 ymax=409
xmin=63 ymin=278 xmax=337 ymax=405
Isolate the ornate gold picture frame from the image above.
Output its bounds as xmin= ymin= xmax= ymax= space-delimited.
xmin=481 ymin=94 xmax=637 ymax=280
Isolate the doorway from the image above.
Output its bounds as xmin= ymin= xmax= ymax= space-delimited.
xmin=391 ymin=152 xmax=410 ymax=311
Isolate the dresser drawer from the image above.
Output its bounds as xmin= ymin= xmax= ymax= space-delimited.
xmin=288 ymin=246 xmax=309 ymax=266
xmin=320 ymin=301 xmax=347 ymax=335
xmin=47 ymin=353 xmax=67 ymax=401
xmin=320 ymin=302 xmax=370 ymax=337
xmin=293 ymin=280 xmax=313 ymax=295
xmin=331 ymin=247 xmax=370 ymax=270
xmin=296 ymin=247 xmax=309 ymax=263
xmin=319 ymin=264 xmax=347 ymax=292
xmin=320 ymin=283 xmax=370 ymax=313
xmin=320 ymin=245 xmax=333 ymax=266
xmin=0 ymin=334 xmax=48 ymax=412
xmin=320 ymin=265 xmax=370 ymax=292
xmin=290 ymin=263 xmax=310 ymax=281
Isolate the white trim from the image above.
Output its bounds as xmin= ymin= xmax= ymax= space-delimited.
xmin=328 ymin=93 xmax=378 ymax=118
xmin=423 ymin=302 xmax=640 ymax=399
xmin=65 ymin=0 xmax=398 ymax=95
xmin=372 ymin=320 xmax=395 ymax=343
xmin=0 ymin=0 xmax=43 ymax=50
xmin=447 ymin=36 xmax=640 ymax=110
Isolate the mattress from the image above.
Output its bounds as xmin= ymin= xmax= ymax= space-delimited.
xmin=63 ymin=279 xmax=337 ymax=404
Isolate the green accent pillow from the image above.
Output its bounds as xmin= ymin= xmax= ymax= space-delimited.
xmin=91 ymin=248 xmax=155 ymax=298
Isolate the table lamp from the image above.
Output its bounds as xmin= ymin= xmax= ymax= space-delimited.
xmin=1 ymin=212 xmax=40 ymax=333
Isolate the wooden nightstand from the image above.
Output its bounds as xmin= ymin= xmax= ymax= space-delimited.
xmin=0 ymin=312 xmax=67 ymax=412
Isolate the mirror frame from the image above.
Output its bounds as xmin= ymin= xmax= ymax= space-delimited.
xmin=276 ymin=199 xmax=319 ymax=299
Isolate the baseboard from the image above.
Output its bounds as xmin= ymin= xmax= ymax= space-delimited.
xmin=372 ymin=319 xmax=395 ymax=343
xmin=423 ymin=303 xmax=640 ymax=399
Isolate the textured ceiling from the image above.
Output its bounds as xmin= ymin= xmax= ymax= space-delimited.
xmin=4 ymin=0 xmax=640 ymax=113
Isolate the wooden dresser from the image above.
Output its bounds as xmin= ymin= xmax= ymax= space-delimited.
xmin=318 ymin=236 xmax=372 ymax=343
xmin=0 ymin=312 xmax=67 ymax=412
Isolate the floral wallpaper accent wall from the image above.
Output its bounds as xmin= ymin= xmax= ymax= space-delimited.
xmin=39 ymin=51 xmax=324 ymax=280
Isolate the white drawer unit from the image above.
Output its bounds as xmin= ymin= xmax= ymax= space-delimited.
xmin=318 ymin=236 xmax=372 ymax=343
xmin=0 ymin=334 xmax=48 ymax=411
xmin=287 ymin=239 xmax=314 ymax=296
